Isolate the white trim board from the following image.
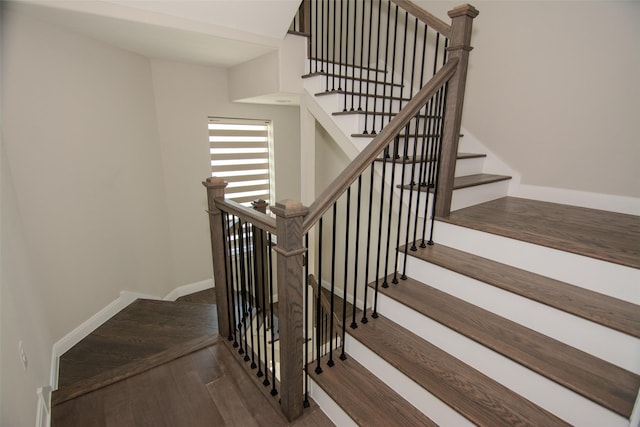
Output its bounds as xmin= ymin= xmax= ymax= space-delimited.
xmin=163 ymin=278 xmax=213 ymax=301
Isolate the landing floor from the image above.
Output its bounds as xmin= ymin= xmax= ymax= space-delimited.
xmin=439 ymin=197 xmax=640 ymax=269
xmin=53 ymin=340 xmax=333 ymax=427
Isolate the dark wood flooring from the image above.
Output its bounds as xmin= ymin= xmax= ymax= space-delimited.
xmin=53 ymin=341 xmax=333 ymax=427
xmin=52 ymin=291 xmax=334 ymax=426
xmin=439 ymin=197 xmax=640 ymax=268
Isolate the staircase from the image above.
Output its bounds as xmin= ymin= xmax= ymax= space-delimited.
xmin=282 ymin=2 xmax=640 ymax=426
xmin=201 ymin=1 xmax=640 ymax=425
xmin=307 ymin=198 xmax=640 ymax=426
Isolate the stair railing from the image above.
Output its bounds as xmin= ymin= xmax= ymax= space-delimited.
xmin=206 ymin=1 xmax=477 ymax=422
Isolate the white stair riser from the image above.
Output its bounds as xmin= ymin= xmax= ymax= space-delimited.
xmin=344 ymin=334 xmax=475 ymax=427
xmin=450 ymin=179 xmax=510 ymax=211
xmin=305 ymin=74 xmax=405 ymax=98
xmin=401 ymin=253 xmax=640 ymax=374
xmin=374 ymin=293 xmax=629 ymax=427
xmin=432 ymin=221 xmax=640 ymax=305
xmin=309 ymin=379 xmax=359 ymax=427
xmin=305 ymin=61 xmax=388 ymax=81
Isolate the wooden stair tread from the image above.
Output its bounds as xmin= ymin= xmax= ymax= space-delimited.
xmin=408 ymin=243 xmax=640 ymax=338
xmin=438 ymin=197 xmax=640 ymax=269
xmin=315 ymin=90 xmax=409 ymax=102
xmin=375 ymin=274 xmax=640 ymax=417
xmin=309 ymin=353 xmax=437 ymax=427
xmin=302 ymin=71 xmax=403 ymax=87
xmin=333 ymin=110 xmax=438 ymax=118
xmin=308 ymin=57 xmax=387 ymax=73
xmin=375 ymin=152 xmax=485 ymax=164
xmin=348 ymin=313 xmax=570 ymax=426
xmin=399 ymin=173 xmax=511 ymax=192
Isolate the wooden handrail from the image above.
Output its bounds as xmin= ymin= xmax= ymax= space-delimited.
xmin=302 ymin=57 xmax=459 ymax=232
xmin=215 ymin=198 xmax=277 ymax=235
xmin=391 ymin=0 xmax=451 ymax=38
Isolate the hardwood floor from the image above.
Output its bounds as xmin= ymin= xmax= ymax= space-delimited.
xmin=53 ymin=341 xmax=333 ymax=427
xmin=52 ymin=291 xmax=333 ymax=426
xmin=439 ymin=197 xmax=640 ymax=268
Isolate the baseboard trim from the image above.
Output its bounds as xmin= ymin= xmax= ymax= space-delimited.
xmin=513 ymin=184 xmax=640 ymax=216
xmin=163 ymin=278 xmax=213 ymax=301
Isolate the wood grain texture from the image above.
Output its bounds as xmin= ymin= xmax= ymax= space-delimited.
xmin=310 ymin=354 xmax=437 ymax=427
xmin=400 ymin=173 xmax=511 ymax=192
xmin=408 ymin=243 xmax=640 ymax=338
xmin=377 ymin=152 xmax=485 ymax=164
xmin=349 ymin=313 xmax=570 ymax=426
xmin=55 ymin=299 xmax=218 ymax=405
xmin=53 ymin=334 xmax=333 ymax=427
xmin=439 ymin=197 xmax=640 ymax=268
xmin=376 ymin=275 xmax=640 ymax=417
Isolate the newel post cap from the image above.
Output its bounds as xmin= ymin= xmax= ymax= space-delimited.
xmin=448 ymin=4 xmax=479 ymax=19
xmin=271 ymin=199 xmax=309 ymax=219
xmin=202 ymin=176 xmax=228 ymax=189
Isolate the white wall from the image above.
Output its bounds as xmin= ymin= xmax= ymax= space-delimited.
xmin=1 ymin=9 xmax=174 ymax=424
xmin=417 ymin=1 xmax=640 ymax=198
xmin=1 ymin=132 xmax=54 ymax=427
xmin=1 ymin=9 xmax=304 ymax=424
xmin=1 ymin=9 xmax=175 ymax=343
xmin=150 ymin=59 xmax=301 ymax=286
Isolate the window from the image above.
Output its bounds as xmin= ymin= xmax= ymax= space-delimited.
xmin=208 ymin=117 xmax=274 ymax=206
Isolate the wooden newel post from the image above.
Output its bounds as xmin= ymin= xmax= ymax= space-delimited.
xmin=436 ymin=4 xmax=479 ymax=217
xmin=203 ymin=176 xmax=232 ymax=341
xmin=271 ymin=199 xmax=308 ymax=422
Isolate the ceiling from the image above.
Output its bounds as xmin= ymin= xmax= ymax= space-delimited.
xmin=4 ymin=0 xmax=302 ymax=67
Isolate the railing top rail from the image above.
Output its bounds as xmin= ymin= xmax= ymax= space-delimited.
xmin=391 ymin=0 xmax=452 ymax=38
xmin=215 ymin=198 xmax=277 ymax=235
xmin=302 ymin=57 xmax=459 ymax=233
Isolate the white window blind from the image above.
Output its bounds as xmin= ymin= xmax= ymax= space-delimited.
xmin=208 ymin=117 xmax=273 ymax=206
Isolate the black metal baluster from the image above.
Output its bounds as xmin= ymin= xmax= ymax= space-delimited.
xmin=331 ymin=0 xmax=336 ymax=91
xmin=357 ymin=0 xmax=367 ymax=111
xmin=398 ymin=11 xmax=409 ymax=110
xmin=237 ymin=220 xmax=248 ymax=358
xmin=323 ymin=0 xmax=329 ymax=91
xmin=339 ymin=187 xmax=350 ymax=361
xmin=221 ymin=212 xmax=235 ymax=342
xmin=361 ymin=163 xmax=375 ymax=323
xmin=419 ymin=33 xmax=441 ymax=247
xmin=267 ymin=233 xmax=277 ymax=396
xmin=338 ymin=0 xmax=344 ymax=93
xmin=230 ymin=216 xmax=242 ymax=349
xmin=369 ymin=0 xmax=382 ymax=134
xmin=327 ymin=202 xmax=337 ymax=367
xmin=244 ymin=222 xmax=255 ymax=369
xmin=362 ymin=0 xmax=374 ymax=132
xmin=314 ymin=0 xmax=319 ymax=73
xmin=382 ymin=136 xmax=398 ymax=288
xmin=373 ymin=144 xmax=388 ymax=318
xmin=254 ymin=226 xmax=264 ymax=378
xmin=350 ymin=0 xmax=357 ymax=111
xmin=427 ymin=81 xmax=449 ymax=246
xmin=261 ymin=227 xmax=271 ymax=387
xmin=303 ymin=234 xmax=310 ymax=407
xmin=386 ymin=3 xmax=399 ymax=131
xmin=392 ymin=132 xmax=409 ymax=284
xmin=377 ymin=0 xmax=391 ymax=134
xmin=315 ymin=218 xmax=324 ymax=374
xmin=350 ymin=175 xmax=362 ymax=328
